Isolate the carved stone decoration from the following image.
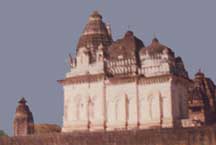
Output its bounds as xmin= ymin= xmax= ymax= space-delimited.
xmin=188 ymin=70 xmax=216 ymax=126
xmin=76 ymin=11 xmax=112 ymax=63
xmin=13 ymin=98 xmax=34 ymax=136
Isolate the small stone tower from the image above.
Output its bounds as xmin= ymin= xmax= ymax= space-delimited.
xmin=13 ymin=98 xmax=34 ymax=136
xmin=188 ymin=70 xmax=216 ymax=126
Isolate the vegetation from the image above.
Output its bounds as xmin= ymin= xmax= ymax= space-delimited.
xmin=0 ymin=130 xmax=7 ymax=136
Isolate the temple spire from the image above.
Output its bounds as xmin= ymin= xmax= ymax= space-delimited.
xmin=75 ymin=11 xmax=112 ymax=64
xmin=195 ymin=68 xmax=205 ymax=79
xmin=13 ymin=97 xmax=34 ymax=136
xmin=152 ymin=32 xmax=159 ymax=43
xmin=19 ymin=97 xmax=26 ymax=104
xmin=76 ymin=11 xmax=112 ymax=52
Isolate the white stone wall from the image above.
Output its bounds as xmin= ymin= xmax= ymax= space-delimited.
xmin=105 ymin=81 xmax=137 ymax=129
xmin=62 ymin=76 xmax=190 ymax=132
xmin=62 ymin=80 xmax=105 ymax=132
xmin=138 ymin=79 xmax=173 ymax=128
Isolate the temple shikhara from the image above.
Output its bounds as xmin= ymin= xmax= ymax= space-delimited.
xmin=12 ymin=11 xmax=216 ymax=137
xmin=13 ymin=98 xmax=34 ymax=136
xmin=57 ymin=11 xmax=216 ymax=133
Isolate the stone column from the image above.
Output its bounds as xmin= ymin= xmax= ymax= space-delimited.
xmin=136 ymin=77 xmax=140 ymax=128
xmin=103 ymin=78 xmax=107 ymax=130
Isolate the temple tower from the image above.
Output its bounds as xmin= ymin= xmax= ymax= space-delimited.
xmin=76 ymin=11 xmax=112 ymax=63
xmin=188 ymin=70 xmax=216 ymax=126
xmin=13 ymin=98 xmax=34 ymax=136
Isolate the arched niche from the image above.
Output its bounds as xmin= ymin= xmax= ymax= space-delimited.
xmin=139 ymin=91 xmax=163 ymax=122
xmin=88 ymin=96 xmax=97 ymax=122
xmin=75 ymin=95 xmax=88 ymax=121
xmin=125 ymin=94 xmax=136 ymax=123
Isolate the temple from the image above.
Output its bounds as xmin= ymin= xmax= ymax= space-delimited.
xmin=13 ymin=98 xmax=61 ymax=136
xmin=187 ymin=70 xmax=216 ymax=126
xmin=13 ymin=98 xmax=34 ymax=136
xmin=11 ymin=11 xmax=216 ymax=137
xmin=58 ymin=11 xmax=193 ymax=132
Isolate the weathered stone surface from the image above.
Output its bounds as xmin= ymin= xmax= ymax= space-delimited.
xmin=188 ymin=71 xmax=216 ymax=126
xmin=107 ymin=31 xmax=144 ymax=61
xmin=76 ymin=11 xmax=112 ymax=60
xmin=34 ymin=124 xmax=61 ymax=134
xmin=1 ymin=126 xmax=216 ymax=145
xmin=13 ymin=98 xmax=34 ymax=136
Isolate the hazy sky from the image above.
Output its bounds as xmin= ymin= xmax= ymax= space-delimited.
xmin=0 ymin=0 xmax=216 ymax=135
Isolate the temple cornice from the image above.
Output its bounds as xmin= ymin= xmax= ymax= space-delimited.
xmin=58 ymin=73 xmax=105 ymax=85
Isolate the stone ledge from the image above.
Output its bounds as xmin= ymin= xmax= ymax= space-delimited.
xmin=1 ymin=126 xmax=216 ymax=145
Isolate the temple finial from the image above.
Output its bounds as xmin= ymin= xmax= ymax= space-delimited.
xmin=127 ymin=25 xmax=131 ymax=30
xmin=152 ymin=32 xmax=159 ymax=43
xmin=106 ymin=23 xmax=112 ymax=38
xmin=153 ymin=32 xmax=159 ymax=41
xmin=198 ymin=68 xmax=202 ymax=73
xmin=90 ymin=10 xmax=102 ymax=19
xmin=19 ymin=97 xmax=26 ymax=104
xmin=68 ymin=54 xmax=73 ymax=65
xmin=153 ymin=32 xmax=157 ymax=38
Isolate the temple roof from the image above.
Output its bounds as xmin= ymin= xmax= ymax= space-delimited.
xmin=107 ymin=31 xmax=144 ymax=60
xmin=175 ymin=56 xmax=183 ymax=63
xmin=189 ymin=71 xmax=216 ymax=108
xmin=76 ymin=11 xmax=112 ymax=52
xmin=140 ymin=38 xmax=174 ymax=56
xmin=195 ymin=69 xmax=205 ymax=79
xmin=15 ymin=98 xmax=33 ymax=119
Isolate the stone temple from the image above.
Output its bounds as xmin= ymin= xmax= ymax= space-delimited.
xmin=4 ymin=11 xmax=216 ymax=145
xmin=58 ymin=11 xmax=198 ymax=132
xmin=13 ymin=98 xmax=34 ymax=136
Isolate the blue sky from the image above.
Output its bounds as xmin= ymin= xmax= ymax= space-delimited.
xmin=0 ymin=0 xmax=216 ymax=135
